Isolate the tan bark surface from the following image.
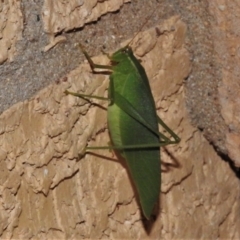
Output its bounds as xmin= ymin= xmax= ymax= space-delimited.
xmin=0 ymin=15 xmax=239 ymax=239
xmin=42 ymin=0 xmax=130 ymax=51
xmin=209 ymin=1 xmax=240 ymax=167
xmin=2 ymin=1 xmax=240 ymax=168
xmin=0 ymin=0 xmax=23 ymax=63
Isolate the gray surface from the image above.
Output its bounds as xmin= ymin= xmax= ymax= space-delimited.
xmin=0 ymin=0 xmax=225 ymax=153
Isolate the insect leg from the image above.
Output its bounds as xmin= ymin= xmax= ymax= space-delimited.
xmin=86 ymin=134 xmax=179 ymax=151
xmin=79 ymin=44 xmax=113 ymax=71
xmin=113 ymin=92 xmax=180 ymax=145
xmin=157 ymin=116 xmax=180 ymax=144
xmin=65 ymin=45 xmax=114 ymax=101
xmin=86 ymin=142 xmax=165 ymax=151
xmin=64 ymin=90 xmax=109 ymax=101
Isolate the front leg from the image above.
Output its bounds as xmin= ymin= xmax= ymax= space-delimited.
xmin=79 ymin=44 xmax=113 ymax=72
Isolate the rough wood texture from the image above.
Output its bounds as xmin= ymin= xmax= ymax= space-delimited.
xmin=0 ymin=16 xmax=239 ymax=239
xmin=209 ymin=1 xmax=240 ymax=167
xmin=0 ymin=0 xmax=23 ymax=63
xmin=2 ymin=1 xmax=240 ymax=167
xmin=42 ymin=0 xmax=130 ymax=51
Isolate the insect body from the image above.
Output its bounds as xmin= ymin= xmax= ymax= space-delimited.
xmin=65 ymin=43 xmax=180 ymax=219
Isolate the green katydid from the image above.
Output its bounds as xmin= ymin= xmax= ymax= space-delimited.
xmin=65 ymin=27 xmax=180 ymax=220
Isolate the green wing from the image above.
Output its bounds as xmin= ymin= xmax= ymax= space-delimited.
xmin=108 ymin=93 xmax=160 ymax=219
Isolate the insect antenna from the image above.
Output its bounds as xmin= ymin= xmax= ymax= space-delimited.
xmin=127 ymin=1 xmax=159 ymax=47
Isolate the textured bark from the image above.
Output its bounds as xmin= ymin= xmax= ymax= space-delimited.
xmin=0 ymin=15 xmax=239 ymax=238
xmin=0 ymin=0 xmax=23 ymax=63
xmin=42 ymin=0 xmax=130 ymax=51
xmin=1 ymin=1 xmax=240 ymax=166
xmin=0 ymin=0 xmax=240 ymax=239
xmin=209 ymin=1 xmax=240 ymax=167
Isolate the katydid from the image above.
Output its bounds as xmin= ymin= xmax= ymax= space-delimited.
xmin=65 ymin=36 xmax=180 ymax=220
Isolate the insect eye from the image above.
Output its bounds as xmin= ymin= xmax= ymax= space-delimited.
xmin=121 ymin=49 xmax=127 ymax=54
xmin=121 ymin=47 xmax=130 ymax=54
